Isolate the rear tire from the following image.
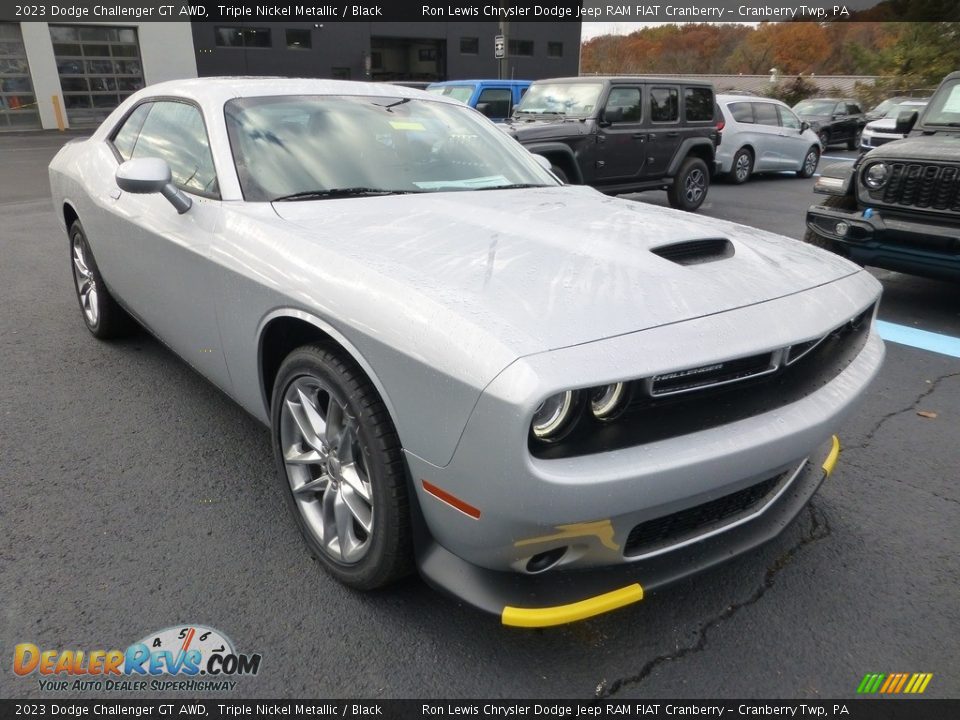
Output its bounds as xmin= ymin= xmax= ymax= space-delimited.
xmin=69 ymin=220 xmax=132 ymax=339
xmin=667 ymin=157 xmax=710 ymax=212
xmin=847 ymin=129 xmax=861 ymax=151
xmin=797 ymin=146 xmax=820 ymax=178
xmin=728 ymin=148 xmax=753 ymax=185
xmin=271 ymin=344 xmax=414 ymax=590
xmin=802 ymin=193 xmax=857 ymax=251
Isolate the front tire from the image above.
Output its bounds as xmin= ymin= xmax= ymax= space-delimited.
xmin=728 ymin=148 xmax=753 ymax=184
xmin=667 ymin=157 xmax=710 ymax=212
xmin=271 ymin=344 xmax=413 ymax=590
xmin=802 ymin=193 xmax=857 ymax=251
xmin=797 ymin=146 xmax=820 ymax=178
xmin=69 ymin=220 xmax=131 ymax=339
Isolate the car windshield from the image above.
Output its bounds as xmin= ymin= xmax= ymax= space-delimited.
xmin=793 ymin=99 xmax=839 ymax=115
xmin=427 ymin=85 xmax=475 ymax=103
xmin=883 ymin=101 xmax=928 ymax=119
xmin=513 ymin=82 xmax=603 ymax=117
xmin=922 ymin=80 xmax=960 ymax=127
xmin=224 ymin=95 xmax=557 ymax=201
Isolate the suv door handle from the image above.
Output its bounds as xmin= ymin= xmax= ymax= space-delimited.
xmin=632 ymin=133 xmax=646 ymax=140
xmin=666 ymin=131 xmax=679 ymax=138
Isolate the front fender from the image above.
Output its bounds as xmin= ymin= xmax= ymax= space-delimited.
xmin=813 ymin=162 xmax=855 ymax=197
xmin=522 ymin=142 xmax=584 ymax=184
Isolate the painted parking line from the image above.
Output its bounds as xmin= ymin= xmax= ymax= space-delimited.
xmin=822 ymin=155 xmax=856 ymax=161
xmin=876 ymin=320 xmax=960 ymax=359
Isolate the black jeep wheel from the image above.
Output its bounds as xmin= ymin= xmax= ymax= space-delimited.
xmin=667 ymin=157 xmax=710 ymax=212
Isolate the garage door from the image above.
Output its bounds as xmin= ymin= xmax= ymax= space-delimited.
xmin=50 ymin=24 xmax=145 ymax=128
xmin=0 ymin=23 xmax=40 ymax=130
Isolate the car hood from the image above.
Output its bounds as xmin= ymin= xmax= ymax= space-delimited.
xmin=867 ymin=133 xmax=960 ymax=162
xmin=499 ymin=118 xmax=592 ymax=142
xmin=797 ymin=113 xmax=831 ymax=123
xmin=865 ymin=118 xmax=899 ymax=133
xmin=273 ymin=185 xmax=858 ymax=355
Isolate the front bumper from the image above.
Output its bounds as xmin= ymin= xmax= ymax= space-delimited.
xmin=415 ymin=437 xmax=839 ymax=626
xmin=806 ymin=203 xmax=960 ymax=281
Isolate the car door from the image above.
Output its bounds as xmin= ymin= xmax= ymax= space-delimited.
xmin=98 ymin=100 xmax=231 ymax=387
xmin=831 ymin=101 xmax=852 ymax=141
xmin=596 ymin=85 xmax=646 ymax=182
xmin=846 ymin=102 xmax=865 ymax=139
xmin=474 ymin=86 xmax=513 ymax=122
xmin=750 ymin=102 xmax=784 ymax=169
xmin=775 ymin=105 xmax=810 ymax=169
xmin=642 ymin=85 xmax=681 ymax=179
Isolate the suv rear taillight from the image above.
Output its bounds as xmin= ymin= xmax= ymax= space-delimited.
xmin=716 ymin=119 xmax=726 ymax=132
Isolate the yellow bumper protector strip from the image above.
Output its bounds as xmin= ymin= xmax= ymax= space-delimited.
xmin=501 ymin=583 xmax=643 ymax=628
xmin=822 ymin=435 xmax=841 ymax=477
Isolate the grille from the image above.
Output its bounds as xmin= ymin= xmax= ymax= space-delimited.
xmin=623 ymin=471 xmax=784 ymax=557
xmin=651 ymin=238 xmax=734 ymax=265
xmin=651 ymin=352 xmax=774 ymax=396
xmin=877 ymin=162 xmax=960 ymax=211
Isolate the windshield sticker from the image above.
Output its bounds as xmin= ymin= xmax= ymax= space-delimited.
xmin=389 ymin=120 xmax=425 ymax=130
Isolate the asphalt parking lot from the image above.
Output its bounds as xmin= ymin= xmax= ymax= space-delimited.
xmin=1 ymin=133 xmax=958 ymax=699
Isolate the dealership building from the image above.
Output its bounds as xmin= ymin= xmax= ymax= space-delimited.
xmin=0 ymin=20 xmax=581 ymax=131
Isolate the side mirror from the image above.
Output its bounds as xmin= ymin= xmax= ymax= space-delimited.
xmin=601 ymin=106 xmax=624 ymax=126
xmin=800 ymin=121 xmax=810 ymax=133
xmin=116 ymin=158 xmax=192 ymax=214
xmin=895 ymin=109 xmax=919 ymax=135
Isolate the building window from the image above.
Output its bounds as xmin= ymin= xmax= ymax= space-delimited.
xmin=285 ymin=29 xmax=311 ymax=50
xmin=49 ymin=24 xmax=144 ymax=128
xmin=547 ymin=42 xmax=563 ymax=58
xmin=332 ymin=67 xmax=351 ymax=80
xmin=0 ymin=23 xmax=40 ymax=129
xmin=460 ymin=37 xmax=479 ymax=55
xmin=215 ymin=27 xmax=271 ymax=48
xmin=418 ymin=48 xmax=437 ymax=62
xmin=508 ymin=39 xmax=534 ymax=57
xmin=370 ymin=52 xmax=382 ymax=70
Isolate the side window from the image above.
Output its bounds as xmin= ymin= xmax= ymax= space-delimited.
xmin=778 ymin=106 xmax=801 ymax=130
xmin=650 ymin=87 xmax=679 ymax=123
xmin=605 ymin=87 xmax=642 ymax=122
xmin=834 ymin=102 xmax=847 ymax=116
xmin=729 ymin=102 xmax=754 ymax=123
xmin=847 ymin=103 xmax=862 ymax=115
xmin=753 ymin=102 xmax=779 ymax=127
xmin=111 ymin=103 xmax=152 ymax=161
xmin=475 ymin=88 xmax=512 ymax=119
xmin=131 ymin=101 xmax=219 ymax=197
xmin=684 ymin=87 xmax=713 ymax=122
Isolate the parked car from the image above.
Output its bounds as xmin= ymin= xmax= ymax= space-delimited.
xmin=426 ymin=79 xmax=530 ymax=122
xmin=805 ymin=71 xmax=960 ymax=281
xmin=859 ymin=99 xmax=929 ymax=152
xmin=864 ymin=95 xmax=912 ymax=123
xmin=500 ymin=76 xmax=721 ymax=211
xmin=793 ymin=97 xmax=866 ymax=150
xmin=50 ymin=78 xmax=884 ymax=626
xmin=715 ymin=94 xmax=821 ymax=183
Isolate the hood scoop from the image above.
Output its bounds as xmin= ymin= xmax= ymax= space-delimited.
xmin=651 ymin=238 xmax=734 ymax=266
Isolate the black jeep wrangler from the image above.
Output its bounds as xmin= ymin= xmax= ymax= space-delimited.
xmin=805 ymin=71 xmax=960 ymax=282
xmin=500 ymin=76 xmax=720 ymax=212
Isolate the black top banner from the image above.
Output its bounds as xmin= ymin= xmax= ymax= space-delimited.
xmin=1 ymin=700 xmax=959 ymax=720
xmin=4 ymin=0 xmax=960 ymax=23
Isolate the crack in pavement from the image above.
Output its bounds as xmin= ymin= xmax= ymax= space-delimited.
xmin=850 ymin=370 xmax=960 ymax=451
xmin=596 ymin=504 xmax=832 ymax=698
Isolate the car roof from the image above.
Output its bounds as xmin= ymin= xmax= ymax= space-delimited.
xmin=531 ymin=76 xmax=712 ymax=85
xmin=717 ymin=94 xmax=785 ymax=106
xmin=132 ymin=76 xmax=460 ymax=107
xmin=428 ymin=79 xmax=531 ymax=86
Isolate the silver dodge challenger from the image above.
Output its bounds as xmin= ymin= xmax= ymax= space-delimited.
xmin=49 ymin=78 xmax=884 ymax=627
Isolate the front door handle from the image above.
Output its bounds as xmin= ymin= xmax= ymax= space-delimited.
xmin=666 ymin=131 xmax=679 ymax=138
xmin=632 ymin=133 xmax=646 ymax=141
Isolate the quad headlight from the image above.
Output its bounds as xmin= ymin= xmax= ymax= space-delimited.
xmin=864 ymin=162 xmax=889 ymax=189
xmin=589 ymin=382 xmax=628 ymax=421
xmin=531 ymin=391 xmax=580 ymax=442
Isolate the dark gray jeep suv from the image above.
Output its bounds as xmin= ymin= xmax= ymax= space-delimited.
xmin=500 ymin=76 xmax=720 ymax=212
xmin=804 ymin=71 xmax=960 ymax=282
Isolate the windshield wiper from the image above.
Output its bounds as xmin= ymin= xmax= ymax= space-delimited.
xmin=473 ymin=183 xmax=551 ymax=191
xmin=272 ymin=187 xmax=417 ymax=201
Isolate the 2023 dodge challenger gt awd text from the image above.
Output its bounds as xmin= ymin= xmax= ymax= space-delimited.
xmin=49 ymin=78 xmax=885 ymax=627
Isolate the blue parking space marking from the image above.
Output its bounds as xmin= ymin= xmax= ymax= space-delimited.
xmin=876 ymin=320 xmax=960 ymax=359
xmin=822 ymin=155 xmax=856 ymax=161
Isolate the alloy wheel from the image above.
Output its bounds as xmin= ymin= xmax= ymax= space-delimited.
xmin=72 ymin=237 xmax=99 ymax=326
xmin=735 ymin=153 xmax=751 ymax=182
xmin=279 ymin=376 xmax=374 ymax=564
xmin=804 ymin=150 xmax=818 ymax=175
xmin=685 ymin=168 xmax=706 ymax=204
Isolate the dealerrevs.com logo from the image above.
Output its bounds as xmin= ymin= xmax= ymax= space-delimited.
xmin=13 ymin=625 xmax=261 ymax=692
